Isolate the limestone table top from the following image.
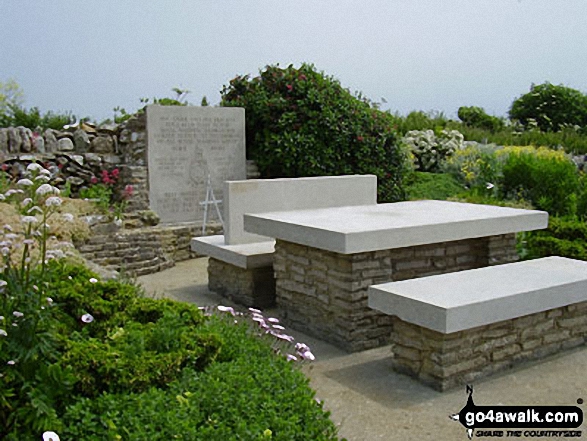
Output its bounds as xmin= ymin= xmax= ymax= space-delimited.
xmin=243 ymin=200 xmax=548 ymax=254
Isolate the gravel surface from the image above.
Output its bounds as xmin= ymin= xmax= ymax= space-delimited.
xmin=138 ymin=258 xmax=587 ymax=440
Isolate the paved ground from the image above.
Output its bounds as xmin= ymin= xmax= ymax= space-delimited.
xmin=138 ymin=258 xmax=587 ymax=440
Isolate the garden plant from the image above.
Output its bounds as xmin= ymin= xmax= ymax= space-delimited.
xmin=0 ymin=164 xmax=340 ymax=440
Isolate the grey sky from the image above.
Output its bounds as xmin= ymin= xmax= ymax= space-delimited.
xmin=1 ymin=0 xmax=586 ymax=123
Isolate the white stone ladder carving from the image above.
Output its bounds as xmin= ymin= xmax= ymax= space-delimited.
xmin=199 ymin=174 xmax=224 ymax=235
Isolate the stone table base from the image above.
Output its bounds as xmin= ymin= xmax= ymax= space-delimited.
xmin=208 ymin=257 xmax=275 ymax=308
xmin=274 ymin=234 xmax=518 ymax=352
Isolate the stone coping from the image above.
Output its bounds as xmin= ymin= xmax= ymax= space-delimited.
xmin=191 ymin=235 xmax=274 ymax=269
xmin=243 ymin=200 xmax=548 ymax=254
xmin=368 ymin=257 xmax=587 ymax=333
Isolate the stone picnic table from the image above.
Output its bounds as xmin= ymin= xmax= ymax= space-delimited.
xmin=243 ymin=200 xmax=548 ymax=352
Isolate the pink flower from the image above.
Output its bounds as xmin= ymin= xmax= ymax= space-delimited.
xmin=295 ymin=342 xmax=311 ymax=353
xmin=299 ymin=350 xmax=315 ymax=361
xmin=81 ymin=313 xmax=94 ymax=323
xmin=271 ymin=331 xmax=294 ymax=342
xmin=286 ymin=84 xmax=293 ymax=92
xmin=123 ymin=185 xmax=134 ymax=198
xmin=217 ymin=305 xmax=235 ymax=316
xmin=357 ymin=136 xmax=364 ymax=142
xmin=90 ymin=177 xmax=98 ymax=184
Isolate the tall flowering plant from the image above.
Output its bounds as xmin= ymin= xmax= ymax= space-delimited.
xmin=0 ymin=163 xmax=74 ymax=437
xmin=83 ymin=168 xmax=133 ymax=221
xmin=82 ymin=168 xmax=120 ymax=212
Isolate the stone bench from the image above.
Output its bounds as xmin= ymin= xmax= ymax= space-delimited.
xmin=368 ymin=256 xmax=587 ymax=391
xmin=191 ymin=175 xmax=377 ymax=307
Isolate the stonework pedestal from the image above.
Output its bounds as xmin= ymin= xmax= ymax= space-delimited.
xmin=273 ymin=234 xmax=518 ymax=352
xmin=390 ymin=303 xmax=587 ymax=391
xmin=208 ymin=257 xmax=276 ymax=308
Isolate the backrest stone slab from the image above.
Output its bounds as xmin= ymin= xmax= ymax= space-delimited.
xmin=224 ymin=175 xmax=377 ymax=245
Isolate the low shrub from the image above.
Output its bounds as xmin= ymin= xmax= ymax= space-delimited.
xmin=523 ymin=217 xmax=587 ymax=261
xmin=1 ymin=251 xmax=338 ymax=440
xmin=575 ymin=172 xmax=587 ymax=219
xmin=61 ymin=316 xmax=339 ymax=441
xmin=441 ymin=143 xmax=503 ymax=191
xmin=61 ymin=314 xmax=222 ymax=397
xmin=442 ymin=144 xmax=580 ymax=216
xmin=404 ymin=171 xmax=465 ymax=200
xmin=498 ymin=146 xmax=580 ymax=216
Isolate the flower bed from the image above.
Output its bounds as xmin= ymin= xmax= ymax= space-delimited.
xmin=0 ymin=163 xmax=340 ymax=440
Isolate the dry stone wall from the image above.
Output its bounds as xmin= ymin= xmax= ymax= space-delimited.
xmin=0 ymin=114 xmax=149 ymax=213
xmin=1 ymin=110 xmax=260 ymax=277
xmin=391 ymin=301 xmax=587 ymax=391
xmin=77 ymin=222 xmax=222 ymax=277
xmin=274 ymin=234 xmax=518 ymax=352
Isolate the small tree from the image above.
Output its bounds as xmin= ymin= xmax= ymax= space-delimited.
xmin=0 ymin=79 xmax=24 ymax=127
xmin=221 ymin=63 xmax=410 ymax=202
xmin=458 ymin=106 xmax=504 ymax=132
xmin=0 ymin=79 xmax=75 ymax=130
xmin=509 ymin=82 xmax=587 ymax=132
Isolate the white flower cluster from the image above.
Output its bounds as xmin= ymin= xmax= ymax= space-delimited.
xmin=402 ymin=129 xmax=464 ymax=172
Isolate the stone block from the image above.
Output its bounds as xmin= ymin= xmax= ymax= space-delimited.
xmin=557 ymin=315 xmax=587 ymax=328
xmin=147 ymin=105 xmax=246 ymax=224
xmin=244 ymin=200 xmax=547 ymax=254
xmin=520 ymin=320 xmax=554 ymax=339
xmin=491 ymin=344 xmax=521 ymax=361
xmin=225 ymin=175 xmax=377 ymax=245
xmin=370 ymin=257 xmax=587 ymax=334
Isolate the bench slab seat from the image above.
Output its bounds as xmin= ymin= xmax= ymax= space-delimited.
xmin=369 ymin=257 xmax=587 ymax=333
xmin=368 ymin=257 xmax=587 ymax=391
xmin=191 ymin=235 xmax=274 ymax=269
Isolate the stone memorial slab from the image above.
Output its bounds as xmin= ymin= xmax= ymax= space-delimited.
xmin=146 ymin=105 xmax=246 ymax=223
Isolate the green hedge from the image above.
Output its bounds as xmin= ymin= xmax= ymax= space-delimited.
xmin=1 ymin=261 xmax=340 ymax=440
xmin=62 ymin=320 xmax=338 ymax=440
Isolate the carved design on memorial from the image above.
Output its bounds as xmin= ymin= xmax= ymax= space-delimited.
xmin=146 ymin=105 xmax=246 ymax=224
